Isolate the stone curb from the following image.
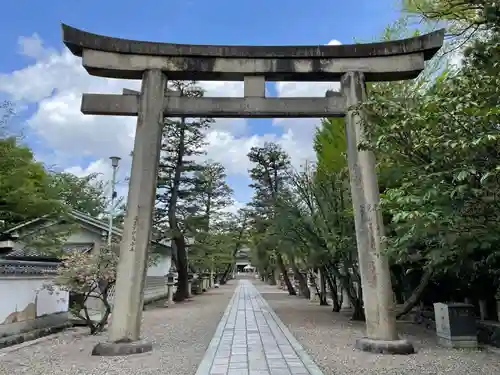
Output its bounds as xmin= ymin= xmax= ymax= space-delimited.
xmin=0 ymin=322 xmax=73 ymax=350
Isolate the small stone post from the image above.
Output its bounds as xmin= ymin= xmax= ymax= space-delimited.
xmin=340 ymin=72 xmax=414 ymax=354
xmin=187 ymin=272 xmax=193 ymax=299
xmin=165 ymin=268 xmax=176 ymax=307
xmin=308 ymin=273 xmax=318 ymax=303
xmin=92 ymin=69 xmax=166 ymax=356
xmin=209 ymin=270 xmax=214 ymax=288
xmin=202 ymin=272 xmax=209 ymax=292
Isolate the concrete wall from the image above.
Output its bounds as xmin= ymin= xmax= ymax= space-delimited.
xmin=0 ymin=276 xmax=69 ymax=337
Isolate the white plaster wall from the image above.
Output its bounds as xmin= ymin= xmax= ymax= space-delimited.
xmin=13 ymin=227 xmax=103 ymax=254
xmin=147 ymin=255 xmax=171 ymax=277
xmin=144 ymin=277 xmax=168 ymax=302
xmin=65 ymin=230 xmax=101 ymax=244
xmin=66 ymin=228 xmax=103 ymax=253
xmin=0 ymin=276 xmax=68 ymax=323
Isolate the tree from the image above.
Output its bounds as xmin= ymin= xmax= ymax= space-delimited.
xmin=184 ymin=161 xmax=234 ymax=277
xmin=47 ymin=246 xmax=117 ymax=334
xmin=266 ymin=119 xmax=366 ymax=318
xmin=219 ymin=209 xmax=249 ymax=284
xmin=155 ymin=81 xmax=213 ymax=302
xmin=351 ymin=9 xmax=500 ymax=317
xmin=403 ymin=0 xmax=500 ymax=36
xmin=246 ymin=142 xmax=300 ymax=296
xmin=0 ymin=100 xmax=15 ymax=138
xmin=0 ymin=137 xmax=62 ymax=229
xmin=48 ymin=172 xmax=109 ymax=217
xmin=49 ymin=244 xmax=161 ymax=334
xmin=190 ymin=161 xmax=233 ymax=231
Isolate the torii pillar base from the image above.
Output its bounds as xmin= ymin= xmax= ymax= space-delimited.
xmin=92 ymin=340 xmax=153 ymax=356
xmin=355 ymin=338 xmax=415 ymax=355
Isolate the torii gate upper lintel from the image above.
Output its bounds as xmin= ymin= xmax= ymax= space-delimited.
xmin=63 ymin=23 xmax=444 ymax=357
xmin=62 ymin=23 xmax=443 ymax=82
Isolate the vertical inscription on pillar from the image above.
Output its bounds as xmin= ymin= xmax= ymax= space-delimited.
xmin=129 ymin=215 xmax=138 ymax=252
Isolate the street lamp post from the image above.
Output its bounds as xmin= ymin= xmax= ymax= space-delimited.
xmin=108 ymin=156 xmax=121 ymax=248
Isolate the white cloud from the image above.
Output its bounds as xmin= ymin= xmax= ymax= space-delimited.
xmin=275 ymin=39 xmax=341 ymax=99
xmin=17 ymin=33 xmax=52 ymax=60
xmin=270 ymin=39 xmax=343 ymax=158
xmin=0 ymin=34 xmax=340 ymax=206
xmin=327 ymin=39 xmax=341 ymax=46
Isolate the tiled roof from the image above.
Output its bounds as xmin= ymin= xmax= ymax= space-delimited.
xmin=0 ymin=259 xmax=59 ymax=275
xmin=3 ymin=209 xmax=172 ymax=253
xmin=5 ymin=243 xmax=94 ymax=258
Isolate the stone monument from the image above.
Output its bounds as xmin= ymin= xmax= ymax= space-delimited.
xmin=434 ymin=302 xmax=478 ymax=348
xmin=61 ymin=23 xmax=444 ymax=355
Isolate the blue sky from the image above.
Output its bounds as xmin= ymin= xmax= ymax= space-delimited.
xmin=0 ymin=0 xmax=402 ymax=210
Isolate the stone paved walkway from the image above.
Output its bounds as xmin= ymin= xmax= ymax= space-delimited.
xmin=195 ymin=279 xmax=324 ymax=375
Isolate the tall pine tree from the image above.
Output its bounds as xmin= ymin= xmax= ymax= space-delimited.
xmin=155 ymin=81 xmax=212 ymax=301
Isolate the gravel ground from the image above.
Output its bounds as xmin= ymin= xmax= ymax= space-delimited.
xmin=0 ymin=282 xmax=236 ymax=375
xmin=255 ymin=281 xmax=500 ymax=375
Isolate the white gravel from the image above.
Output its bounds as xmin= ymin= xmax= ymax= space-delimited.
xmin=256 ymin=281 xmax=500 ymax=375
xmin=0 ymin=282 xmax=237 ymax=375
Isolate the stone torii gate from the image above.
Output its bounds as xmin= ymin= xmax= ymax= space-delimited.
xmin=61 ymin=24 xmax=444 ymax=356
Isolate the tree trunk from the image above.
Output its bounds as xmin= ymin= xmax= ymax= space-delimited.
xmin=396 ymin=267 xmax=433 ymax=319
xmin=351 ymin=297 xmax=365 ymax=321
xmin=173 ymin=237 xmax=189 ymax=301
xmin=325 ymin=271 xmax=341 ymax=312
xmin=291 ymin=263 xmax=309 ymax=299
xmin=277 ymin=253 xmax=296 ymax=295
xmin=347 ymin=277 xmax=365 ymax=321
xmin=316 ymin=267 xmax=328 ymax=306
xmin=167 ymin=119 xmax=190 ymax=302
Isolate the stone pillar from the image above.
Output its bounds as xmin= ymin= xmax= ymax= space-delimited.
xmin=341 ymin=72 xmax=413 ymax=354
xmin=308 ymin=273 xmax=318 ymax=303
xmin=202 ymin=272 xmax=209 ymax=292
xmin=165 ymin=270 xmax=175 ymax=307
xmin=93 ymin=69 xmax=166 ymax=356
xmin=187 ymin=273 xmax=193 ymax=298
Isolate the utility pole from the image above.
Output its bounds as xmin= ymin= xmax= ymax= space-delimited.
xmin=108 ymin=156 xmax=121 ymax=248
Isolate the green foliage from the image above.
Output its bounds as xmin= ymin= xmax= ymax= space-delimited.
xmin=0 ymin=103 xmax=123 ymax=255
xmin=48 ymin=172 xmax=111 ymax=217
xmin=184 ymin=161 xmax=236 ymax=273
xmin=185 ymin=161 xmax=234 ymax=232
xmin=49 ymin=246 xmax=117 ymax=334
xmin=0 ymin=137 xmax=63 ymax=228
xmin=403 ymin=0 xmax=500 ymax=33
xmin=246 ymin=143 xmax=292 ymax=276
xmin=155 ymin=81 xmax=212 ymax=240
xmin=358 ymin=34 xmax=500 ymax=272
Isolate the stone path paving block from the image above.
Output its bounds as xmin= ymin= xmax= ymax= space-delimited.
xmin=195 ymin=280 xmax=324 ymax=375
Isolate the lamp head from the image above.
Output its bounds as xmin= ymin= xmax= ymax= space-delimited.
xmin=110 ymin=156 xmax=121 ymax=168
